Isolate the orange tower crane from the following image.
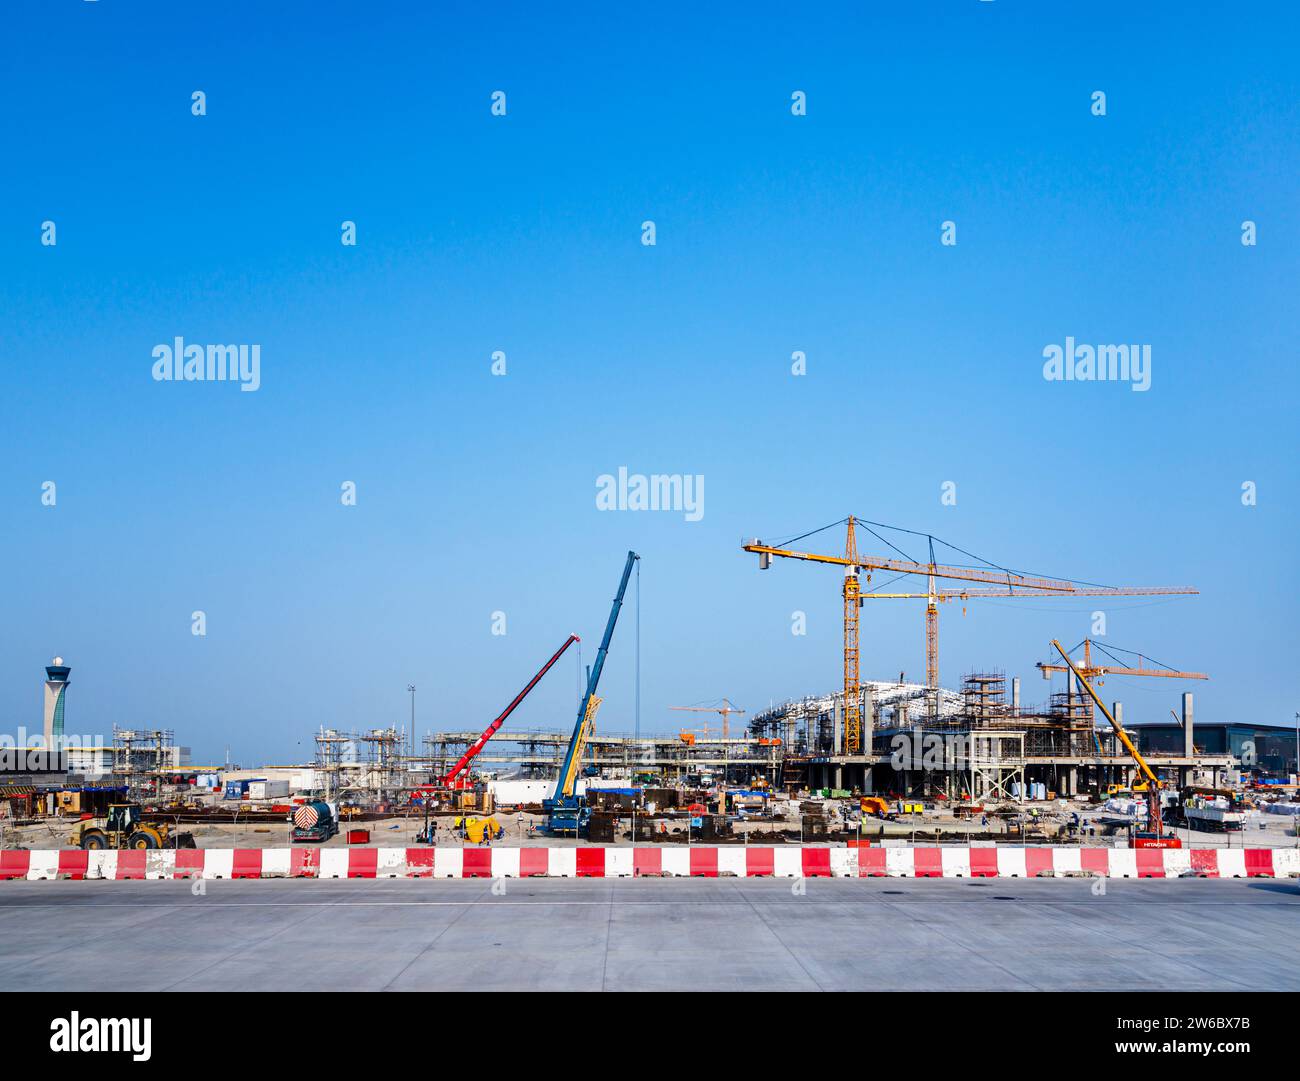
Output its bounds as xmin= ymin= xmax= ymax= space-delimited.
xmin=669 ymin=699 xmax=746 ymax=743
xmin=743 ymin=517 xmax=1199 ymax=746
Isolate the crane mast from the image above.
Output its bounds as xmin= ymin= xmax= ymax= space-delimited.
xmin=544 ymin=550 xmax=639 ymax=834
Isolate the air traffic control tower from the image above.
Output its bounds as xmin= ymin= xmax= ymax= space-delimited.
xmin=43 ymin=657 xmax=70 ymax=744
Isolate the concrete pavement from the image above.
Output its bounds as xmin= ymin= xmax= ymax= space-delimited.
xmin=1 ymin=877 xmax=1296 ymax=992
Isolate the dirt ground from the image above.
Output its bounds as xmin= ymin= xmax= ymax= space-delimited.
xmin=3 ymin=804 xmax=1297 ymax=849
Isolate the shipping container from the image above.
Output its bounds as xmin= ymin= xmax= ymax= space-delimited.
xmin=248 ymin=780 xmax=290 ymax=800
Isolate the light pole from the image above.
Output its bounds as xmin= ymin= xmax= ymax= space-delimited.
xmin=407 ymin=684 xmax=416 ymax=774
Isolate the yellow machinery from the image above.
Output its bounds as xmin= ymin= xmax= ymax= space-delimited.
xmin=860 ymin=796 xmax=891 ymax=817
xmin=69 ymin=803 xmax=194 ymax=850
xmin=1051 ymin=639 xmax=1176 ymax=847
xmin=454 ymin=815 xmax=504 ymax=844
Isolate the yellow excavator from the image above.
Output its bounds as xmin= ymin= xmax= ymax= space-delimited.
xmin=68 ymin=803 xmax=195 ymax=850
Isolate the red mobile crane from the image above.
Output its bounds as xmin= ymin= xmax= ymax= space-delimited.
xmin=442 ymin=634 xmax=580 ymax=788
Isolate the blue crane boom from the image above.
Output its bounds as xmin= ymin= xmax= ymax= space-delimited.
xmin=543 ymin=550 xmax=639 ymax=834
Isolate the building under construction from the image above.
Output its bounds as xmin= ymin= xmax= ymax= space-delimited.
xmin=749 ymin=672 xmax=1232 ymax=799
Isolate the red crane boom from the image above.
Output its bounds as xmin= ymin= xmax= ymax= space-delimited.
xmin=443 ymin=634 xmax=580 ymax=786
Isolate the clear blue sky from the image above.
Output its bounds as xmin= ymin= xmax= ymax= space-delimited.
xmin=2 ymin=2 xmax=1296 ymax=764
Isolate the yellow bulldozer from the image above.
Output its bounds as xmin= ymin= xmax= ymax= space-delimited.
xmin=68 ymin=803 xmax=196 ymax=850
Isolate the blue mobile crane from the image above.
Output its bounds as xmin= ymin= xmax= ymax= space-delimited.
xmin=543 ymin=550 xmax=639 ymax=835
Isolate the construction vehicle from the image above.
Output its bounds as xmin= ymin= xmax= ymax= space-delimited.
xmin=291 ymin=800 xmax=339 ymax=843
xmin=70 ymin=803 xmax=195 ymax=850
xmin=442 ymin=634 xmax=580 ymax=789
xmin=543 ymin=550 xmax=638 ymax=835
xmin=860 ymin=795 xmax=892 ymax=818
xmin=1051 ymin=639 xmax=1180 ymax=849
xmin=1172 ymin=786 xmax=1246 ymax=832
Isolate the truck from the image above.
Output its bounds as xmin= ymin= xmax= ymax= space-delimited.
xmin=290 ymin=800 xmax=339 ymax=843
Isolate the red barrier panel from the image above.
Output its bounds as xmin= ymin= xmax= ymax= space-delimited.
xmin=912 ymin=847 xmax=943 ymax=878
xmin=115 ymin=851 xmax=147 ymax=880
xmin=173 ymin=849 xmax=205 ymax=878
xmin=231 ymin=850 xmax=263 ymax=880
xmin=1245 ymin=849 xmax=1275 ymax=878
xmin=968 ymin=849 xmax=999 ymax=877
xmin=0 ymin=851 xmax=30 ymax=880
xmin=746 ymin=847 xmax=775 ymax=877
xmin=1134 ymin=849 xmax=1166 ymax=878
xmin=575 ymin=848 xmax=605 ymax=878
xmin=1025 ymin=848 xmax=1055 ymax=878
xmin=1189 ymin=849 xmax=1219 ymax=878
xmin=519 ymin=848 xmax=550 ymax=877
xmin=290 ymin=848 xmax=320 ymax=878
xmin=857 ymin=848 xmax=888 ymax=877
xmin=405 ymin=848 xmax=435 ymax=878
xmin=347 ymin=848 xmax=378 ymax=879
xmin=633 ymin=848 xmax=662 ymax=877
xmin=461 ymin=848 xmax=492 ymax=878
xmin=801 ymin=849 xmax=832 ymax=878
xmin=1080 ymin=849 xmax=1110 ymax=877
xmin=689 ymin=848 xmax=718 ymax=878
xmin=58 ymin=851 xmax=88 ymax=880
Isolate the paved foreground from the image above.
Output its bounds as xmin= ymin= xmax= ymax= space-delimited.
xmin=1 ymin=878 xmax=1296 ymax=991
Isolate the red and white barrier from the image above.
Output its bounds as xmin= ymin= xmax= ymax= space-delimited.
xmin=1 ymin=846 xmax=1296 ymax=881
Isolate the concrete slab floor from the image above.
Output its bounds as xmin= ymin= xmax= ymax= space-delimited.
xmin=0 ymin=878 xmax=1296 ymax=992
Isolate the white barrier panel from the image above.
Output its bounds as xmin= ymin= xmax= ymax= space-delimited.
xmin=202 ymin=849 xmax=234 ymax=880
xmin=433 ymin=848 xmax=462 ymax=878
xmin=1108 ymin=849 xmax=1138 ymax=879
xmin=604 ymin=848 xmax=633 ymax=878
xmin=1217 ymin=850 xmax=1247 ymax=878
xmin=1273 ymin=849 xmax=1300 ymax=877
xmin=27 ymin=851 xmax=60 ymax=881
xmin=376 ymin=848 xmax=406 ymax=878
xmin=660 ymin=848 xmax=690 ymax=877
xmin=548 ymin=848 xmax=577 ymax=878
xmin=318 ymin=849 xmax=350 ymax=879
xmin=716 ymin=848 xmax=746 ymax=878
xmin=996 ymin=848 xmax=1027 ymax=878
xmin=1163 ymin=849 xmax=1192 ymax=877
xmin=773 ymin=848 xmax=803 ymax=878
xmin=491 ymin=848 xmax=521 ymax=878
xmin=1053 ymin=848 xmax=1082 ymax=876
xmin=261 ymin=849 xmax=291 ymax=878
xmin=940 ymin=848 xmax=970 ymax=878
xmin=87 ymin=851 xmax=116 ymax=880
xmin=829 ymin=849 xmax=856 ymax=878
xmin=885 ymin=848 xmax=913 ymax=877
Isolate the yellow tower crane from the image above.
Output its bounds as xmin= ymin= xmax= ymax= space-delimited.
xmin=743 ymin=517 xmax=1199 ymax=747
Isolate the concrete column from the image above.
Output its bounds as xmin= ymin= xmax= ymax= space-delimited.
xmin=1182 ymin=693 xmax=1194 ymax=758
xmin=1011 ymin=677 xmax=1020 ymax=712
xmin=832 ymin=701 xmax=843 ymax=756
xmin=862 ymin=687 xmax=875 ymax=757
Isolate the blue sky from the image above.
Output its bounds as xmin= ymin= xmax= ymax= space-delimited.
xmin=2 ymin=1 xmax=1297 ymax=763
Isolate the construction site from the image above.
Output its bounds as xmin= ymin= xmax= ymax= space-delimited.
xmin=3 ymin=519 xmax=1297 ymax=858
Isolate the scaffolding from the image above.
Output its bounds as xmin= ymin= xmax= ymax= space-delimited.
xmin=111 ymin=726 xmax=177 ymax=799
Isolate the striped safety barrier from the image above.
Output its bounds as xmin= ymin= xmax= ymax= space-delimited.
xmin=0 ymin=846 xmax=1297 ymax=881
